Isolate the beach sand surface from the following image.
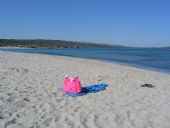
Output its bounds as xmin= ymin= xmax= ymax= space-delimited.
xmin=0 ymin=51 xmax=170 ymax=128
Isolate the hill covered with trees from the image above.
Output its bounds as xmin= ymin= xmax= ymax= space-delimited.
xmin=0 ymin=39 xmax=125 ymax=48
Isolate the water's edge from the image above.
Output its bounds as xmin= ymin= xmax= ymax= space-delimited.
xmin=0 ymin=48 xmax=170 ymax=75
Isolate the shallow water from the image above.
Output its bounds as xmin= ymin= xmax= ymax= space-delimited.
xmin=1 ymin=47 xmax=170 ymax=73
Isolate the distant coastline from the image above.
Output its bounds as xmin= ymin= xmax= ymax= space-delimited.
xmin=0 ymin=39 xmax=126 ymax=48
xmin=0 ymin=39 xmax=169 ymax=49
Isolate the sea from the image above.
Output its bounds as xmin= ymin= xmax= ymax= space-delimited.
xmin=0 ymin=47 xmax=170 ymax=74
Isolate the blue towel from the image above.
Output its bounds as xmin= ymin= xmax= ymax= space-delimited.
xmin=61 ymin=84 xmax=109 ymax=97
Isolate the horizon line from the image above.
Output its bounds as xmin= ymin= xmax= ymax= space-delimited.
xmin=0 ymin=38 xmax=169 ymax=48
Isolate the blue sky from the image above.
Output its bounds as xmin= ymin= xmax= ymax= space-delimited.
xmin=0 ymin=0 xmax=170 ymax=47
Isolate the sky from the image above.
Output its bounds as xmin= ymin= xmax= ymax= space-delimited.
xmin=0 ymin=0 xmax=170 ymax=47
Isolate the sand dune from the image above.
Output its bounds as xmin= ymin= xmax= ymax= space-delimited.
xmin=0 ymin=51 xmax=170 ymax=128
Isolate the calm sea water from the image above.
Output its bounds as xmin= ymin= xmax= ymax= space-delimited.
xmin=1 ymin=48 xmax=170 ymax=73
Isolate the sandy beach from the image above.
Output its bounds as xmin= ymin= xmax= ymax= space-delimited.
xmin=0 ymin=51 xmax=170 ymax=128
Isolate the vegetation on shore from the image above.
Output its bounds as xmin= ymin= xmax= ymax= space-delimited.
xmin=0 ymin=39 xmax=125 ymax=48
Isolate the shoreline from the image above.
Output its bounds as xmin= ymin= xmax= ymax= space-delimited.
xmin=1 ymin=51 xmax=170 ymax=128
xmin=87 ymin=57 xmax=170 ymax=75
xmin=0 ymin=48 xmax=170 ymax=75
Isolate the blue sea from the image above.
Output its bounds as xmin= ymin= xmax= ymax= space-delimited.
xmin=1 ymin=47 xmax=170 ymax=73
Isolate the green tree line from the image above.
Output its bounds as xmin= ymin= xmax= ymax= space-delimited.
xmin=0 ymin=39 xmax=124 ymax=48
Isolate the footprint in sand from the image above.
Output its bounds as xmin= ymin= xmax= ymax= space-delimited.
xmin=14 ymin=98 xmax=30 ymax=109
xmin=42 ymin=117 xmax=53 ymax=127
xmin=4 ymin=118 xmax=17 ymax=128
xmin=98 ymin=75 xmax=110 ymax=82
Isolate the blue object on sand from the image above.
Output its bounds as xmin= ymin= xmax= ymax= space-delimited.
xmin=61 ymin=84 xmax=109 ymax=97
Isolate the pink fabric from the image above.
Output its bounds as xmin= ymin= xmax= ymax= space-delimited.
xmin=64 ymin=76 xmax=82 ymax=94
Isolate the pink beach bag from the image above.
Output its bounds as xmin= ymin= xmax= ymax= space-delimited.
xmin=64 ymin=76 xmax=82 ymax=94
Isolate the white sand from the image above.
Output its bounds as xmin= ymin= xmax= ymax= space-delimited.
xmin=0 ymin=51 xmax=170 ymax=128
